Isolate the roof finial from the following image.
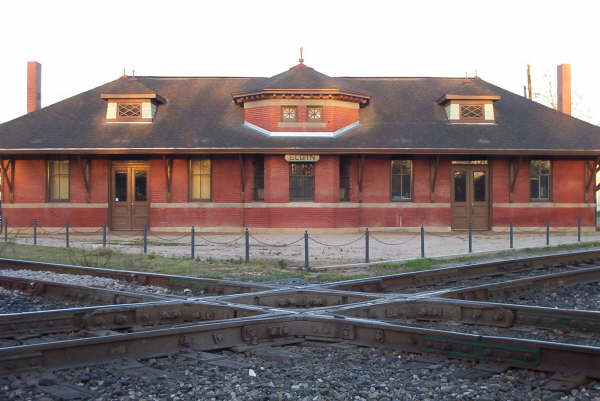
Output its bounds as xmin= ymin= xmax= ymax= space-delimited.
xmin=299 ymin=46 xmax=304 ymax=64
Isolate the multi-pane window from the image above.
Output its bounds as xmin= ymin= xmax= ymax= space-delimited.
xmin=48 ymin=160 xmax=69 ymax=201
xmin=391 ymin=160 xmax=412 ymax=201
xmin=281 ymin=106 xmax=297 ymax=122
xmin=253 ymin=157 xmax=264 ymax=201
xmin=460 ymin=104 xmax=484 ymax=120
xmin=530 ymin=160 xmax=551 ymax=201
xmin=339 ymin=157 xmax=351 ymax=201
xmin=307 ymin=106 xmax=322 ymax=121
xmin=189 ymin=159 xmax=211 ymax=201
xmin=117 ymin=103 xmax=141 ymax=118
xmin=290 ymin=163 xmax=314 ymax=201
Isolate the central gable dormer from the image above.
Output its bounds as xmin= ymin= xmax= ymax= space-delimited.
xmin=232 ymin=63 xmax=370 ymax=137
xmin=101 ymin=76 xmax=165 ymax=124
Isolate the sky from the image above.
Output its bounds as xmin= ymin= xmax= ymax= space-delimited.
xmin=1 ymin=0 xmax=599 ymax=125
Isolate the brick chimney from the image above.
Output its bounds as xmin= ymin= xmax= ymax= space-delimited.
xmin=27 ymin=61 xmax=41 ymax=113
xmin=557 ymin=64 xmax=571 ymax=115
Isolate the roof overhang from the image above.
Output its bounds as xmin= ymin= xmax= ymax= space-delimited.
xmin=100 ymin=93 xmax=166 ymax=104
xmin=1 ymin=148 xmax=599 ymax=157
xmin=437 ymin=94 xmax=501 ymax=105
xmin=231 ymin=88 xmax=371 ymax=107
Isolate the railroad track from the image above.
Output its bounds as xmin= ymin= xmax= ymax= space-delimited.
xmin=2 ymin=249 xmax=600 ymax=397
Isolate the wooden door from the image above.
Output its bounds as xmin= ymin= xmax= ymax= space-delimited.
xmin=110 ymin=163 xmax=150 ymax=230
xmin=451 ymin=164 xmax=489 ymax=230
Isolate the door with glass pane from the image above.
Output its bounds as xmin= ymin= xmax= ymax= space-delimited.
xmin=451 ymin=165 xmax=489 ymax=230
xmin=111 ymin=163 xmax=150 ymax=230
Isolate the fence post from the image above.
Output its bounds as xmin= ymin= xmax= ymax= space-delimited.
xmin=3 ymin=217 xmax=7 ymax=242
xmin=546 ymin=220 xmax=550 ymax=246
xmin=65 ymin=221 xmax=69 ymax=248
xmin=420 ymin=225 xmax=425 ymax=258
xmin=102 ymin=223 xmax=107 ymax=248
xmin=509 ymin=220 xmax=513 ymax=249
xmin=143 ymin=225 xmax=148 ymax=254
xmin=245 ymin=228 xmax=250 ymax=263
xmin=577 ymin=217 xmax=581 ymax=242
xmin=191 ymin=226 xmax=195 ymax=259
xmin=304 ymin=230 xmax=309 ymax=270
xmin=33 ymin=219 xmax=37 ymax=245
xmin=468 ymin=222 xmax=472 ymax=253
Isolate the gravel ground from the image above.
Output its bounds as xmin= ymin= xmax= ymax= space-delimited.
xmin=0 ymin=287 xmax=84 ymax=314
xmin=499 ymin=281 xmax=600 ymax=310
xmin=9 ymin=230 xmax=600 ymax=267
xmin=2 ymin=344 xmax=599 ymax=401
xmin=0 ymin=269 xmax=176 ymax=296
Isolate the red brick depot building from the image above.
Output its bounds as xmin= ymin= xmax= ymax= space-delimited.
xmin=0 ymin=61 xmax=599 ymax=232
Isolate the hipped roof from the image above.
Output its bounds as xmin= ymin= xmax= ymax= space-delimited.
xmin=1 ymin=69 xmax=600 ymax=156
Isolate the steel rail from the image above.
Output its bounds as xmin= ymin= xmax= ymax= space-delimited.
xmin=2 ymin=314 xmax=600 ymax=378
xmin=0 ymin=300 xmax=268 ymax=339
xmin=329 ymin=298 xmax=600 ymax=334
xmin=0 ymin=275 xmax=165 ymax=305
xmin=320 ymin=248 xmax=600 ymax=293
xmin=438 ymin=265 xmax=600 ymax=301
xmin=0 ymin=257 xmax=271 ymax=295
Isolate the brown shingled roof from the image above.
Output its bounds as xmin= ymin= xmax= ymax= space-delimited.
xmin=1 ymin=72 xmax=599 ymax=156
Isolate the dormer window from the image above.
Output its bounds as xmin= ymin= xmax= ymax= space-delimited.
xmin=118 ymin=103 xmax=141 ymax=118
xmin=437 ymin=90 xmax=501 ymax=124
xmin=101 ymin=90 xmax=165 ymax=124
xmin=460 ymin=104 xmax=484 ymax=120
xmin=282 ymin=106 xmax=297 ymax=122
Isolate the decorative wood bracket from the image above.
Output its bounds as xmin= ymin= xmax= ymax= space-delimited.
xmin=239 ymin=155 xmax=246 ymax=203
xmin=429 ymin=157 xmax=439 ymax=202
xmin=508 ymin=158 xmax=521 ymax=203
xmin=585 ymin=158 xmax=599 ymax=202
xmin=77 ymin=156 xmax=91 ymax=203
xmin=163 ymin=156 xmax=173 ymax=203
xmin=358 ymin=155 xmax=365 ymax=203
xmin=0 ymin=159 xmax=15 ymax=203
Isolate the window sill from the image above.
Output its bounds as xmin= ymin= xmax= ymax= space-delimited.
xmin=278 ymin=122 xmax=327 ymax=128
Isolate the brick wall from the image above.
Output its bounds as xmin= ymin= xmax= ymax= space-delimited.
xmin=245 ymin=105 xmax=358 ymax=132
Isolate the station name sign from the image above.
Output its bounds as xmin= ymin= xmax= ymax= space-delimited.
xmin=284 ymin=154 xmax=320 ymax=163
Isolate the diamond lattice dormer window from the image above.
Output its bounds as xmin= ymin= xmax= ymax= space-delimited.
xmin=460 ymin=104 xmax=483 ymax=120
xmin=118 ymin=103 xmax=142 ymax=118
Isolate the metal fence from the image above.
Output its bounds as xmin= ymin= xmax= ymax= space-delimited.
xmin=0 ymin=216 xmax=592 ymax=270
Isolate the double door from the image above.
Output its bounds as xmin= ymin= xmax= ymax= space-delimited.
xmin=451 ymin=164 xmax=489 ymax=230
xmin=111 ymin=163 xmax=150 ymax=230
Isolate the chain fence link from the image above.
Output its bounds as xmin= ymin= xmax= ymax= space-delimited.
xmin=249 ymin=234 xmax=304 ymax=247
xmin=369 ymin=232 xmax=420 ymax=246
xmin=308 ymin=234 xmax=365 ymax=247
xmin=196 ymin=234 xmax=244 ymax=246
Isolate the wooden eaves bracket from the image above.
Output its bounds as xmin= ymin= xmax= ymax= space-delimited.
xmin=586 ymin=158 xmax=600 ymax=202
xmin=508 ymin=157 xmax=521 ymax=203
xmin=76 ymin=156 xmax=92 ymax=203
xmin=163 ymin=156 xmax=173 ymax=203
xmin=0 ymin=158 xmax=15 ymax=203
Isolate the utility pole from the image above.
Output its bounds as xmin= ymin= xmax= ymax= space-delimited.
xmin=527 ymin=64 xmax=532 ymax=100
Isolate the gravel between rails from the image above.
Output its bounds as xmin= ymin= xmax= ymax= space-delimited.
xmin=0 ymin=269 xmax=179 ymax=296
xmin=2 ymin=344 xmax=600 ymax=401
xmin=498 ymin=281 xmax=600 ymax=311
xmin=0 ymin=287 xmax=85 ymax=314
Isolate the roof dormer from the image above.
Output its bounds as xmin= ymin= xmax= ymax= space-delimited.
xmin=438 ymin=78 xmax=500 ymax=124
xmin=101 ymin=77 xmax=165 ymax=123
xmin=232 ymin=62 xmax=370 ymax=137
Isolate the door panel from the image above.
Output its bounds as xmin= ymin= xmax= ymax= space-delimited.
xmin=110 ymin=164 xmax=150 ymax=230
xmin=451 ymin=164 xmax=490 ymax=230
